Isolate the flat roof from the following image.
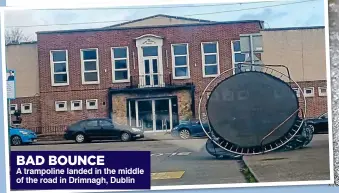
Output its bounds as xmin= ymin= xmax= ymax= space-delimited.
xmin=6 ymin=41 xmax=37 ymax=46
xmin=36 ymin=20 xmax=264 ymax=35
xmin=262 ymin=26 xmax=325 ymax=31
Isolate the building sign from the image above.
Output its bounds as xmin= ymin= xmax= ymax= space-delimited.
xmin=7 ymin=69 xmax=16 ymax=99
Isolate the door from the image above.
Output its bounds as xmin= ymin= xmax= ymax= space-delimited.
xmin=143 ymin=58 xmax=159 ymax=87
xmin=154 ymin=99 xmax=170 ymax=131
xmin=137 ymin=100 xmax=153 ymax=131
xmin=84 ymin=120 xmax=101 ymax=138
xmin=99 ymin=119 xmax=120 ymax=139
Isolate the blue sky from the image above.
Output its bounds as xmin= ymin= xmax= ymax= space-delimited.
xmin=4 ymin=0 xmax=325 ymax=40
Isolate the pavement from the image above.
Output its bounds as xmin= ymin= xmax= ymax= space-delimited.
xmin=11 ymin=134 xmax=331 ymax=186
xmin=243 ymin=134 xmax=331 ymax=182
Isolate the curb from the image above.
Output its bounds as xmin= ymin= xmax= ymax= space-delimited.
xmin=239 ymin=158 xmax=259 ymax=183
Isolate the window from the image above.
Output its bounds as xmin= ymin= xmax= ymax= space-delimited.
xmin=100 ymin=120 xmax=113 ymax=127
xmin=9 ymin=104 xmax=17 ymax=114
xmin=318 ymin=87 xmax=327 ymax=96
xmin=112 ymin=47 xmax=130 ymax=82
xmin=292 ymin=88 xmax=301 ymax=97
xmin=21 ymin=103 xmax=32 ymax=114
xmin=171 ymin=44 xmax=190 ymax=79
xmin=55 ymin=101 xmax=67 ymax=112
xmin=86 ymin=120 xmax=98 ymax=127
xmin=86 ymin=99 xmax=98 ymax=110
xmin=50 ymin=50 xmax=69 ymax=86
xmin=231 ymin=40 xmax=248 ymax=74
xmin=304 ymin=87 xmax=315 ymax=97
xmin=81 ymin=48 xmax=99 ymax=84
xmin=201 ymin=42 xmax=219 ymax=77
xmin=71 ymin=100 xmax=83 ymax=111
xmin=142 ymin=46 xmax=158 ymax=57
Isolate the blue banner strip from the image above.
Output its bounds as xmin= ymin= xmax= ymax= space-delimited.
xmin=10 ymin=151 xmax=151 ymax=190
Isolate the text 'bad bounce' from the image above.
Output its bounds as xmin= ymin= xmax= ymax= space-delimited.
xmin=17 ymin=155 xmax=105 ymax=166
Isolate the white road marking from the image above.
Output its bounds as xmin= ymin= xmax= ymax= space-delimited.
xmin=151 ymin=152 xmax=192 ymax=157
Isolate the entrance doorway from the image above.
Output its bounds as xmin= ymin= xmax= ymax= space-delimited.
xmin=127 ymin=97 xmax=178 ymax=132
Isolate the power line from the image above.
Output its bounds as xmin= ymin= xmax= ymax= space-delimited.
xmin=6 ymin=0 xmax=319 ymax=28
xmin=9 ymin=1 xmax=274 ymax=11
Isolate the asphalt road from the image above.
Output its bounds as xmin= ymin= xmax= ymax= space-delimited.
xmin=10 ymin=134 xmax=331 ymax=187
xmin=11 ymin=138 xmax=247 ymax=186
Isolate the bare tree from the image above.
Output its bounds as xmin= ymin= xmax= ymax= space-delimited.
xmin=5 ymin=28 xmax=31 ymax=45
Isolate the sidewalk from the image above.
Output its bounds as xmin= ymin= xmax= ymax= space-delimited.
xmin=243 ymin=134 xmax=331 ymax=182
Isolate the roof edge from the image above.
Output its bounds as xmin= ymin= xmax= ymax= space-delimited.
xmin=104 ymin=14 xmax=214 ymax=29
xmin=6 ymin=41 xmax=37 ymax=46
xmin=36 ymin=20 xmax=264 ymax=35
xmin=261 ymin=26 xmax=325 ymax=31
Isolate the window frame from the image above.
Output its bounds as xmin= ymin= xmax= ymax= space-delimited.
xmin=292 ymin=88 xmax=301 ymax=98
xmin=21 ymin=103 xmax=33 ymax=114
xmin=80 ymin=48 xmax=100 ymax=85
xmin=201 ymin=41 xmax=220 ymax=78
xmin=50 ymin=50 xmax=69 ymax=86
xmin=318 ymin=86 xmax=327 ymax=97
xmin=71 ymin=100 xmax=83 ymax=111
xmin=55 ymin=101 xmax=68 ymax=112
xmin=9 ymin=104 xmax=18 ymax=115
xmin=86 ymin=99 xmax=98 ymax=110
xmin=231 ymin=40 xmax=248 ymax=74
xmin=111 ymin=46 xmax=130 ymax=83
xmin=304 ymin=87 xmax=315 ymax=97
xmin=171 ymin=43 xmax=190 ymax=79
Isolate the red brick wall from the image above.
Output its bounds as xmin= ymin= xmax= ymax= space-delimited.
xmin=9 ymin=96 xmax=41 ymax=132
xmin=292 ymin=80 xmax=328 ymax=118
xmin=36 ymin=22 xmax=261 ymax=131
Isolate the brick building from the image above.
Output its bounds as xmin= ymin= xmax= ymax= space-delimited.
xmin=6 ymin=15 xmax=327 ymax=134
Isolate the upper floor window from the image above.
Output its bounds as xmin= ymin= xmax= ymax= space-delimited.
xmin=112 ymin=47 xmax=130 ymax=83
xmin=201 ymin=42 xmax=219 ymax=77
xmin=171 ymin=44 xmax=190 ymax=79
xmin=231 ymin=40 xmax=247 ymax=74
xmin=50 ymin=50 xmax=69 ymax=86
xmin=81 ymin=48 xmax=99 ymax=84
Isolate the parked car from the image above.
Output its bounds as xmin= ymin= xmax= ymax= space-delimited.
xmin=64 ymin=118 xmax=144 ymax=143
xmin=171 ymin=120 xmax=210 ymax=139
xmin=9 ymin=127 xmax=37 ymax=146
xmin=303 ymin=112 xmax=328 ymax=134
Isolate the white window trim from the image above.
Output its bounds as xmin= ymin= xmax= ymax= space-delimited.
xmin=50 ymin=50 xmax=69 ymax=86
xmin=86 ymin=99 xmax=98 ymax=110
xmin=55 ymin=101 xmax=68 ymax=112
xmin=201 ymin=42 xmax=220 ymax=78
xmin=171 ymin=43 xmax=190 ymax=80
xmin=71 ymin=100 xmax=83 ymax=111
xmin=111 ymin=46 xmax=130 ymax=83
xmin=231 ymin=40 xmax=249 ymax=75
xmin=318 ymin=87 xmax=327 ymax=97
xmin=21 ymin=103 xmax=33 ymax=114
xmin=292 ymin=88 xmax=301 ymax=98
xmin=9 ymin=104 xmax=18 ymax=115
xmin=80 ymin=48 xmax=100 ymax=85
xmin=304 ymin=87 xmax=315 ymax=97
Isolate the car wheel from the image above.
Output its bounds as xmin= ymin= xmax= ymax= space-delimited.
xmin=308 ymin=124 xmax=315 ymax=133
xmin=11 ymin=135 xmax=22 ymax=146
xmin=121 ymin=132 xmax=131 ymax=142
xmin=179 ymin=129 xmax=190 ymax=139
xmin=75 ymin=133 xmax=86 ymax=143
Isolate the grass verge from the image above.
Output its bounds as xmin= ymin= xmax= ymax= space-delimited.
xmin=238 ymin=160 xmax=258 ymax=183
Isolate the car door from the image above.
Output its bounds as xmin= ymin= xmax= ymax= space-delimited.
xmin=84 ymin=120 xmax=101 ymax=139
xmin=190 ymin=121 xmax=205 ymax=136
xmin=318 ymin=114 xmax=328 ymax=133
xmin=99 ymin=119 xmax=120 ymax=139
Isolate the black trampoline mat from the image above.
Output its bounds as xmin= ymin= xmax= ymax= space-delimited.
xmin=207 ymin=71 xmax=299 ymax=147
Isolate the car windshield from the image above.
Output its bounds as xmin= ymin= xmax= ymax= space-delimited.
xmin=319 ymin=113 xmax=327 ymax=119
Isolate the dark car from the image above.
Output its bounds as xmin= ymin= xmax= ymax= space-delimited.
xmin=64 ymin=118 xmax=144 ymax=143
xmin=304 ymin=113 xmax=328 ymax=134
xmin=171 ymin=120 xmax=210 ymax=139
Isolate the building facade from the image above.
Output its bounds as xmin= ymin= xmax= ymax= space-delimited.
xmin=7 ymin=15 xmax=327 ymax=134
